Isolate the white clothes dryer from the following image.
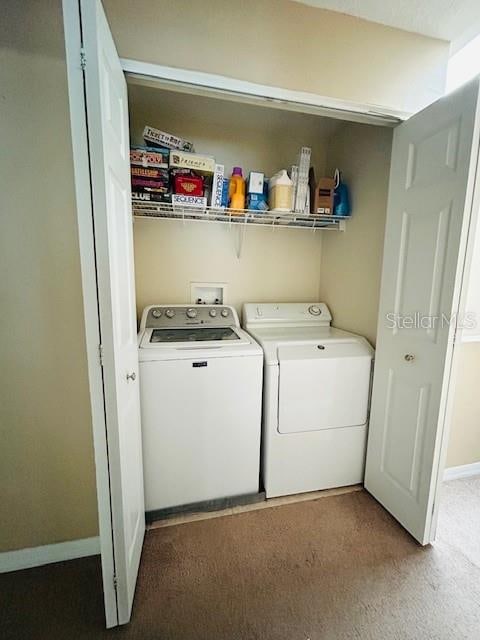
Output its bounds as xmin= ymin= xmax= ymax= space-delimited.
xmin=243 ymin=303 xmax=374 ymax=498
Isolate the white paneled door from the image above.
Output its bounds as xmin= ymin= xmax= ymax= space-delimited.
xmin=80 ymin=0 xmax=145 ymax=626
xmin=365 ymin=79 xmax=480 ymax=544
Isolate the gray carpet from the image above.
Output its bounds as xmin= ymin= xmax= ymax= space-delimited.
xmin=2 ymin=485 xmax=480 ymax=639
xmin=437 ymin=475 xmax=480 ymax=568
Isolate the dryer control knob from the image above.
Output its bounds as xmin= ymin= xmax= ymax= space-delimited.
xmin=221 ymin=309 xmax=229 ymax=318
xmin=308 ymin=305 xmax=321 ymax=316
xmin=152 ymin=309 xmax=162 ymax=318
xmin=165 ymin=309 xmax=175 ymax=319
xmin=186 ymin=308 xmax=197 ymax=319
xmin=209 ymin=309 xmax=217 ymax=317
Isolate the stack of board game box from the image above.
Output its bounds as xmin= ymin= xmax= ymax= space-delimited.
xmin=130 ymin=145 xmax=170 ymax=204
xmin=131 ymin=125 xmax=219 ymax=208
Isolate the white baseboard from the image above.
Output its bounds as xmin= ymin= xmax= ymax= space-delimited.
xmin=444 ymin=462 xmax=480 ymax=481
xmin=0 ymin=536 xmax=100 ymax=574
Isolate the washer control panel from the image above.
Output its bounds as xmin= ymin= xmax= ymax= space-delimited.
xmin=143 ymin=305 xmax=238 ymax=329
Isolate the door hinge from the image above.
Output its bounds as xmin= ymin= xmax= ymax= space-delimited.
xmin=99 ymin=343 xmax=104 ymax=366
xmin=113 ymin=573 xmax=118 ymax=589
xmin=80 ymin=48 xmax=86 ymax=71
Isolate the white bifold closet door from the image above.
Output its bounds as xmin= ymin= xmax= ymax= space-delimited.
xmin=365 ymin=78 xmax=480 ymax=545
xmin=79 ymin=0 xmax=145 ymax=626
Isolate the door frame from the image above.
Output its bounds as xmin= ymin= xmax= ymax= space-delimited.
xmin=63 ymin=0 xmax=480 ymax=624
xmin=121 ymin=58 xmax=406 ymax=127
xmin=62 ymin=0 xmax=118 ymax=627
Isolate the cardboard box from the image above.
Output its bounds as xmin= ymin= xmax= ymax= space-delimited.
xmin=174 ymin=175 xmax=204 ymax=196
xmin=169 ymin=150 xmax=215 ymax=175
xmin=247 ymin=193 xmax=268 ymax=211
xmin=143 ymin=126 xmax=193 ymax=151
xmin=247 ymin=172 xmax=264 ymax=195
xmin=313 ymin=178 xmax=335 ymax=215
xmin=131 ymin=167 xmax=169 ymax=180
xmin=210 ymin=164 xmax=225 ymax=207
xmin=130 ymin=145 xmax=169 ymax=168
xmin=131 ymin=177 xmax=169 ymax=192
xmin=294 ymin=147 xmax=311 ymax=213
xmin=132 ymin=191 xmax=171 ymax=204
xmin=172 ymin=194 xmax=207 ymax=208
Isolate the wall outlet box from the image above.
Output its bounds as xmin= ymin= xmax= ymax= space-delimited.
xmin=248 ymin=172 xmax=264 ymax=194
xmin=190 ymin=282 xmax=228 ymax=305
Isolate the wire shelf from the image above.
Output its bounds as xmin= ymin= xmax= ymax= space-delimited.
xmin=132 ymin=201 xmax=350 ymax=231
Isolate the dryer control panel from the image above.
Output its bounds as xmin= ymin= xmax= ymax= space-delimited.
xmin=140 ymin=304 xmax=239 ymax=330
xmin=243 ymin=302 xmax=332 ymax=328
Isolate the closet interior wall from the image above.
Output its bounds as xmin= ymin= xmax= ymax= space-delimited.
xmin=128 ymin=82 xmax=392 ymax=334
xmin=128 ymin=84 xmax=337 ymax=318
xmin=320 ymin=123 xmax=393 ymax=346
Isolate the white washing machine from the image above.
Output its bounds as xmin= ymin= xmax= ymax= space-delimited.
xmin=138 ymin=304 xmax=263 ymax=517
xmin=243 ymin=302 xmax=374 ymax=498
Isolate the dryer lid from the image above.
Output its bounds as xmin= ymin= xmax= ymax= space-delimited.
xmin=277 ymin=341 xmax=373 ymax=434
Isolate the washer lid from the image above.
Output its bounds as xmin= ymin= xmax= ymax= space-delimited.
xmin=149 ymin=327 xmax=241 ymax=343
xmin=138 ymin=326 xmax=263 ymax=361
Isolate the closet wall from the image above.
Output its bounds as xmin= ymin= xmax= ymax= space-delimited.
xmin=447 ymin=343 xmax=480 ymax=467
xmin=129 ymin=85 xmax=335 ymax=316
xmin=446 ymin=213 xmax=480 ymax=468
xmin=0 ymin=0 xmax=98 ymax=552
xmin=320 ymin=123 xmax=393 ymax=346
xmin=104 ymin=0 xmax=449 ymax=115
xmin=129 ymin=85 xmax=393 ymax=338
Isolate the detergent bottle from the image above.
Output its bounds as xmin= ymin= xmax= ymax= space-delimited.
xmin=269 ymin=169 xmax=293 ymax=212
xmin=333 ymin=168 xmax=350 ymax=216
xmin=229 ymin=167 xmax=246 ymax=211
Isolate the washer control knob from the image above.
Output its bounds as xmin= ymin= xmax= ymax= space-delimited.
xmin=209 ymin=309 xmax=217 ymax=318
xmin=186 ymin=308 xmax=197 ymax=319
xmin=165 ymin=309 xmax=175 ymax=319
xmin=152 ymin=309 xmax=162 ymax=318
xmin=308 ymin=305 xmax=321 ymax=316
xmin=221 ymin=308 xmax=229 ymax=318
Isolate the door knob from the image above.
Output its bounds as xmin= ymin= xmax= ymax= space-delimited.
xmin=404 ymin=354 xmax=415 ymax=362
xmin=126 ymin=371 xmax=136 ymax=381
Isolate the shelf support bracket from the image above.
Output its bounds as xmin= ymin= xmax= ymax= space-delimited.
xmin=234 ymin=221 xmax=248 ymax=259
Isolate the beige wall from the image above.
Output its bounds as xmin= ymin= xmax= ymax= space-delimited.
xmin=0 ymin=0 xmax=98 ymax=551
xmin=320 ymin=123 xmax=393 ymax=346
xmin=447 ymin=343 xmax=480 ymax=468
xmin=134 ymin=220 xmax=322 ymax=314
xmin=104 ymin=0 xmax=449 ymax=115
xmin=444 ymin=195 xmax=480 ymax=468
xmin=0 ymin=0 xmax=456 ymax=554
xmin=129 ymin=85 xmax=330 ymax=316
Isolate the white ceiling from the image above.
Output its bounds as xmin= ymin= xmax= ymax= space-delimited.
xmin=297 ymin=0 xmax=480 ymax=52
